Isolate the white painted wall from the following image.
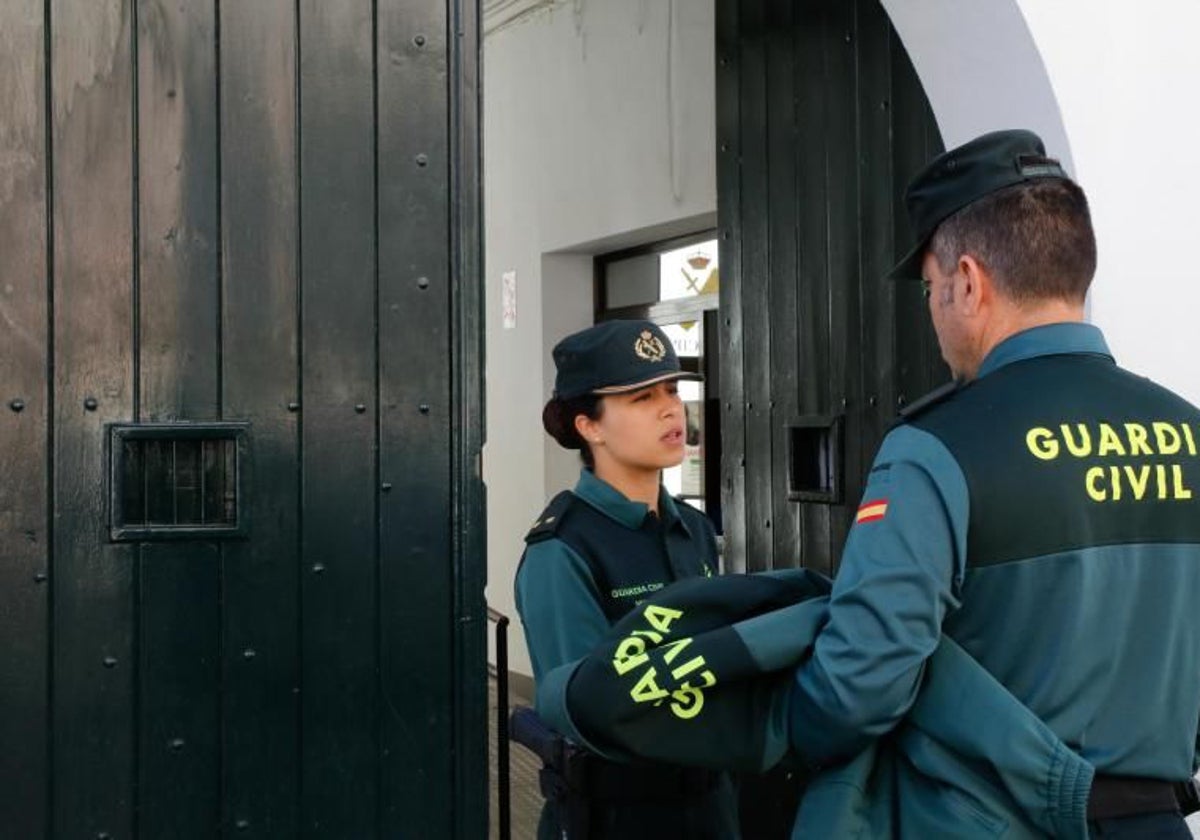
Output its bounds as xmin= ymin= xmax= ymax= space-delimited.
xmin=1016 ymin=1 xmax=1200 ymax=408
xmin=883 ymin=0 xmax=1200 ymax=405
xmin=482 ymin=0 xmax=716 ymax=679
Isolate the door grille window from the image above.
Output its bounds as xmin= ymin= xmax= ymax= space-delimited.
xmin=109 ymin=423 xmax=248 ymax=540
xmin=787 ymin=417 xmax=843 ymax=504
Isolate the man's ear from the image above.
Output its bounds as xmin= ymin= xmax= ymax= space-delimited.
xmin=957 ymin=254 xmax=992 ymax=316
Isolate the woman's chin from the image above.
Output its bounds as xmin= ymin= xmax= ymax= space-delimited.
xmin=658 ymin=449 xmax=687 ymax=469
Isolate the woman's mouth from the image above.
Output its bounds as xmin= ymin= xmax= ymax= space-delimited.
xmin=662 ymin=428 xmax=685 ymax=445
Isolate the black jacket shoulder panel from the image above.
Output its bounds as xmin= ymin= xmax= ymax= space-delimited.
xmin=524 ymin=491 xmax=577 ymax=545
xmin=894 ymin=379 xmax=962 ymax=427
xmin=674 ymin=496 xmax=715 ymax=537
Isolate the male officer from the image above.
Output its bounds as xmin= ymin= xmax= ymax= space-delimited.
xmin=789 ymin=129 xmax=1200 ymax=838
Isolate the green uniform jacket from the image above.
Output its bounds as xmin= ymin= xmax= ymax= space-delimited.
xmin=790 ymin=324 xmax=1200 ymax=781
xmin=536 ymin=570 xmax=1093 ymax=839
xmin=516 ymin=468 xmax=718 ymax=681
xmin=516 ymin=469 xmax=735 ymax=839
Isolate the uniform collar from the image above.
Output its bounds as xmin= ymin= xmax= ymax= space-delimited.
xmin=976 ymin=322 xmax=1113 ymax=380
xmin=574 ymin=469 xmax=690 ymax=535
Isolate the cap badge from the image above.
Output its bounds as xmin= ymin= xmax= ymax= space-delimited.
xmin=634 ymin=330 xmax=667 ymax=362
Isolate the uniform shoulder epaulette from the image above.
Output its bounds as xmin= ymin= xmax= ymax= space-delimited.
xmin=673 ymin=495 xmax=704 ymax=516
xmin=895 ymin=379 xmax=961 ymax=424
xmin=673 ymin=496 xmax=717 ymax=534
xmin=524 ymin=491 xmax=576 ymax=545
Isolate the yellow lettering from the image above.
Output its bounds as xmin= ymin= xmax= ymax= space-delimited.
xmin=1123 ymin=465 xmax=1151 ymax=500
xmin=1153 ymin=422 xmax=1182 ymax=456
xmin=1060 ymin=424 xmax=1092 ymax=457
xmin=1125 ymin=423 xmax=1153 ymax=456
xmin=670 ymin=655 xmax=707 ymax=681
xmin=1098 ymin=424 xmax=1126 ymax=457
xmin=1174 ymin=464 xmax=1193 ymax=500
xmin=1110 ymin=466 xmax=1123 ymax=500
xmin=670 ymin=686 xmax=704 ymax=719
xmin=1185 ymin=424 xmax=1198 ymax=457
xmin=612 ymin=637 xmax=649 ymax=676
xmin=1086 ymin=467 xmax=1107 ymax=501
xmin=1157 ymin=464 xmax=1168 ymax=500
xmin=660 ymin=637 xmax=692 ymax=665
xmin=632 ymin=629 xmax=663 ymax=643
xmin=643 ymin=605 xmax=683 ymax=635
xmin=630 ymin=668 xmax=670 ymax=704
xmin=1026 ymin=427 xmax=1059 ymax=460
xmin=669 ymin=670 xmax=717 ymax=721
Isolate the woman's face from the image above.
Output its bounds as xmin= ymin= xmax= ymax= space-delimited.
xmin=576 ymin=381 xmax=687 ymax=472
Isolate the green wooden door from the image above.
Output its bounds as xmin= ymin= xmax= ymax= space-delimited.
xmin=0 ymin=1 xmax=484 ymax=837
xmin=717 ymin=0 xmax=948 ymax=575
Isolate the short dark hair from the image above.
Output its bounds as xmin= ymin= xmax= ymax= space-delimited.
xmin=929 ymin=177 xmax=1097 ymax=303
xmin=542 ymin=394 xmax=604 ymax=468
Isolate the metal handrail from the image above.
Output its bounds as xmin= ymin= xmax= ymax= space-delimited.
xmin=486 ymin=606 xmax=511 ymax=840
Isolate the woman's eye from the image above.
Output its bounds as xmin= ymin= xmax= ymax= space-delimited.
xmin=633 ymin=393 xmax=651 ymax=402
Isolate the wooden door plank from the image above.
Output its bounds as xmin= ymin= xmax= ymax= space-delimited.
xmin=135 ymin=0 xmax=222 ymax=835
xmin=793 ymin=1 xmax=832 ymax=575
xmin=446 ymin=0 xmax=487 ymax=832
xmin=376 ymin=0 xmax=454 ymax=832
xmin=765 ymin=0 xmax=802 ymax=569
xmin=715 ymin=0 xmax=746 ymax=570
xmin=219 ymin=1 xmax=301 ymax=834
xmin=737 ymin=0 xmax=772 ymax=571
xmin=49 ymin=1 xmax=137 ymax=836
xmin=854 ymin=0 xmax=896 ymax=488
xmin=297 ymin=0 xmax=379 ymax=833
xmin=137 ymin=542 xmax=220 ymax=837
xmin=0 ymin=2 xmax=50 ymax=835
xmin=821 ymin=0 xmax=860 ymax=564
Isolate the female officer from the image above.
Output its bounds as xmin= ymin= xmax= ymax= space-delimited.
xmin=515 ymin=319 xmax=739 ymax=839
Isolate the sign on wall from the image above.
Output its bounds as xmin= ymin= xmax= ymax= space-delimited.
xmin=502 ymin=269 xmax=518 ymax=329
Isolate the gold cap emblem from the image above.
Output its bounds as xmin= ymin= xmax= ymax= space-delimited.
xmin=633 ymin=330 xmax=667 ymax=362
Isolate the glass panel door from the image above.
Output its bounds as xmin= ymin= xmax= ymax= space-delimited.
xmin=661 ymin=319 xmax=706 ymax=510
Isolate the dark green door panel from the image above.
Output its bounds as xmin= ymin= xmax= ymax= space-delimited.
xmin=717 ymin=0 xmax=949 ymax=573
xmin=0 ymin=1 xmax=484 ymax=837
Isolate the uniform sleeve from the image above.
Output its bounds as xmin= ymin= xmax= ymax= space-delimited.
xmin=514 ymin=538 xmax=611 ymax=686
xmin=789 ymin=424 xmax=970 ymax=767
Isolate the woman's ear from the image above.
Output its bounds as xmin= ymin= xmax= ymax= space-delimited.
xmin=575 ymin=412 xmax=601 ymax=445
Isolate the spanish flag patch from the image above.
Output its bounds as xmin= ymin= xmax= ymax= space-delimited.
xmin=856 ymin=499 xmax=888 ymax=524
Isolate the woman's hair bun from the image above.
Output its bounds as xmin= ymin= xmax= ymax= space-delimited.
xmin=542 ymin=398 xmax=584 ymax=450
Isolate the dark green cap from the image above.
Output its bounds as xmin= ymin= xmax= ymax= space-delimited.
xmin=552 ymin=320 xmax=702 ymax=400
xmin=888 ymin=129 xmax=1070 ymax=280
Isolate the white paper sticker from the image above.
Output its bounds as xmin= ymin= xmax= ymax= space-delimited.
xmin=501 ymin=270 xmax=517 ymax=329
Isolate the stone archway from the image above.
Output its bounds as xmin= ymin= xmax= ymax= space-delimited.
xmin=880 ymin=0 xmax=1074 ymax=174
